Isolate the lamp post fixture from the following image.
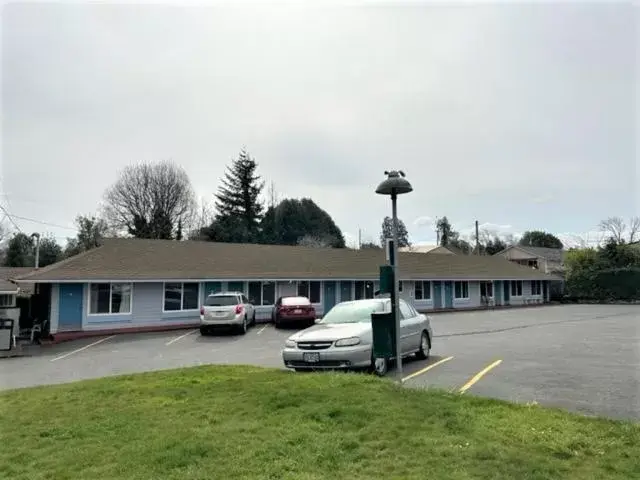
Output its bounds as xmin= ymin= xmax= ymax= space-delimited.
xmin=375 ymin=170 xmax=413 ymax=377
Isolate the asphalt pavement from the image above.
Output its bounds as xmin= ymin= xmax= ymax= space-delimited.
xmin=1 ymin=305 xmax=638 ymax=421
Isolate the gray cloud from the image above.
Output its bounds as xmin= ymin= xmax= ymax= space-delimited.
xmin=1 ymin=3 xmax=636 ymax=246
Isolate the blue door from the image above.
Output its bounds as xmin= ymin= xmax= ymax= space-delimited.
xmin=433 ymin=282 xmax=443 ymax=309
xmin=504 ymin=281 xmax=510 ymax=305
xmin=339 ymin=281 xmax=352 ymax=302
xmin=323 ymin=281 xmax=337 ymax=314
xmin=444 ymin=281 xmax=454 ymax=309
xmin=58 ymin=283 xmax=84 ymax=331
xmin=494 ymin=281 xmax=503 ymax=306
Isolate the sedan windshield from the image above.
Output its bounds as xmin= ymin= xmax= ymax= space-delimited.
xmin=321 ymin=300 xmax=386 ymax=324
xmin=204 ymin=295 xmax=237 ymax=307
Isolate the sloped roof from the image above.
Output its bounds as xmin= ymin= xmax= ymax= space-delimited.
xmin=0 ymin=267 xmax=34 ymax=294
xmin=13 ymin=238 xmax=561 ymax=282
xmin=497 ymin=245 xmax=564 ymax=263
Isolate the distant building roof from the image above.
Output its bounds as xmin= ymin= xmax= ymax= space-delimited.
xmin=0 ymin=267 xmax=34 ymax=294
xmin=399 ymin=245 xmax=456 ymax=255
xmin=496 ymin=245 xmax=564 ymax=263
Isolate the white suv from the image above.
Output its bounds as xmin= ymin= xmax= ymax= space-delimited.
xmin=199 ymin=292 xmax=256 ymax=335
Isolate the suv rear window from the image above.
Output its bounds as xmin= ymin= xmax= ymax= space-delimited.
xmin=205 ymin=295 xmax=238 ymax=306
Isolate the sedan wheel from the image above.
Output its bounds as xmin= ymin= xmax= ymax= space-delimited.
xmin=372 ymin=357 xmax=388 ymax=377
xmin=416 ymin=331 xmax=430 ymax=360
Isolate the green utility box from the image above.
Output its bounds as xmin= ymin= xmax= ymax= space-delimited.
xmin=379 ymin=265 xmax=394 ymax=295
xmin=371 ymin=311 xmax=396 ymax=358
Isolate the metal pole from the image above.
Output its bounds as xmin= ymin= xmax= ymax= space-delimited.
xmin=391 ymin=191 xmax=402 ymax=376
xmin=32 ymin=233 xmax=41 ymax=269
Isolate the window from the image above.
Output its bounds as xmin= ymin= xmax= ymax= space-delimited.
xmin=204 ymin=295 xmax=238 ymax=306
xmin=248 ymin=282 xmax=262 ymax=305
xmin=163 ymin=282 xmax=199 ymax=311
xmin=0 ymin=294 xmax=15 ymax=307
xmin=399 ymin=301 xmax=414 ymax=319
xmin=297 ymin=281 xmax=321 ymax=303
xmin=89 ymin=283 xmax=132 ymax=314
xmin=398 ymin=281 xmax=403 ymax=293
xmin=454 ymin=281 xmax=469 ymax=299
xmin=414 ymin=281 xmax=432 ymax=300
xmin=480 ymin=281 xmax=494 ymax=298
xmin=510 ymin=280 xmax=523 ymax=297
xmin=531 ymin=280 xmax=542 ymax=296
xmin=247 ymin=281 xmax=276 ymax=305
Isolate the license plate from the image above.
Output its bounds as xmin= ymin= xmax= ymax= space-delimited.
xmin=303 ymin=352 xmax=320 ymax=363
xmin=294 ymin=309 xmax=302 ymax=314
xmin=216 ymin=311 xmax=226 ymax=316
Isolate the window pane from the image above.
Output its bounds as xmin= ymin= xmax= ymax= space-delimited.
xmin=262 ymin=281 xmax=275 ymax=305
xmin=111 ymin=283 xmax=131 ymax=313
xmin=282 ymin=296 xmax=311 ymax=306
xmin=309 ymin=282 xmax=321 ymax=303
xmin=247 ymin=282 xmax=262 ymax=305
xmin=423 ymin=281 xmax=431 ymax=299
xmin=398 ymin=281 xmax=403 ymax=293
xmin=182 ymin=283 xmax=199 ymax=310
xmin=399 ymin=301 xmax=413 ymax=319
xmin=164 ymin=283 xmax=182 ymax=311
xmin=90 ymin=283 xmax=111 ymax=314
xmin=414 ymin=282 xmax=423 ymax=300
xmin=354 ymin=281 xmax=365 ymax=300
xmin=463 ymin=282 xmax=469 ymax=297
xmin=297 ymin=281 xmax=309 ymax=298
xmin=487 ymin=282 xmax=493 ymax=297
xmin=205 ymin=295 xmax=237 ymax=306
xmin=454 ymin=282 xmax=462 ymax=298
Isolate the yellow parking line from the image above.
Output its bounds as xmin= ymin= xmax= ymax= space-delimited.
xmin=401 ymin=356 xmax=454 ymax=383
xmin=459 ymin=359 xmax=502 ymax=394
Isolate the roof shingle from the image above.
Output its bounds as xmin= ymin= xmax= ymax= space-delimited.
xmin=14 ymin=238 xmax=561 ymax=282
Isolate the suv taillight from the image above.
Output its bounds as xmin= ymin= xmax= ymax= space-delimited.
xmin=200 ymin=306 xmax=204 ymax=315
xmin=235 ymin=304 xmax=244 ymax=314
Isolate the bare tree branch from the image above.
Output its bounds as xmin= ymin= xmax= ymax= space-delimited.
xmin=628 ymin=216 xmax=640 ymax=243
xmin=599 ymin=216 xmax=627 ymax=244
xmin=103 ymin=160 xmax=196 ymax=239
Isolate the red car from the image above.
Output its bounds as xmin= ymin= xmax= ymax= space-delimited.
xmin=272 ymin=296 xmax=316 ymax=328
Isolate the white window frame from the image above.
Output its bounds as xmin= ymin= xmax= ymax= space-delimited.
xmin=88 ymin=282 xmax=133 ymax=316
xmin=510 ymin=280 xmax=523 ymax=297
xmin=414 ymin=281 xmax=432 ymax=301
xmin=162 ymin=282 xmax=200 ymax=313
xmin=0 ymin=294 xmax=15 ymax=307
xmin=248 ymin=281 xmax=276 ymax=306
xmin=454 ymin=281 xmax=470 ymax=300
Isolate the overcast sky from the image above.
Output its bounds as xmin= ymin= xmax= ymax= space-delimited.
xmin=1 ymin=2 xmax=637 ymax=247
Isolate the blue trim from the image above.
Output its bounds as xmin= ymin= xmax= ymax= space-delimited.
xmin=58 ymin=283 xmax=84 ymax=330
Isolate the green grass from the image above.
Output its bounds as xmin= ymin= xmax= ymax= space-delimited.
xmin=1 ymin=366 xmax=638 ymax=480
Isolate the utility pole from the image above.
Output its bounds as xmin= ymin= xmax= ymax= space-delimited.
xmin=475 ymin=220 xmax=480 ymax=255
xmin=435 ymin=216 xmax=440 ymax=245
xmin=31 ymin=232 xmax=41 ymax=269
xmin=358 ymin=228 xmax=362 ymax=249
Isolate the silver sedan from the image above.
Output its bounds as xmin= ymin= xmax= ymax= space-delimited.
xmin=282 ymin=298 xmax=433 ymax=376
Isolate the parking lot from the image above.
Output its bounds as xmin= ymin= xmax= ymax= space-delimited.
xmin=1 ymin=305 xmax=638 ymax=421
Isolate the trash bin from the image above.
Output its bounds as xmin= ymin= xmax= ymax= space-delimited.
xmin=0 ymin=318 xmax=13 ymax=351
xmin=371 ymin=311 xmax=396 ymax=359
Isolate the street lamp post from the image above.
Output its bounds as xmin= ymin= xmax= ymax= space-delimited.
xmin=375 ymin=170 xmax=413 ymax=377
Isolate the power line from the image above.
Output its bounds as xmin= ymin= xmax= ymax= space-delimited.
xmin=4 ymin=213 xmax=77 ymax=231
xmin=0 ymin=203 xmax=23 ymax=233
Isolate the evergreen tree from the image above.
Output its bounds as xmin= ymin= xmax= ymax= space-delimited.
xmin=436 ymin=217 xmax=454 ymax=246
xmin=379 ymin=216 xmax=410 ymax=248
xmin=214 ymin=149 xmax=264 ymax=243
xmin=519 ymin=230 xmax=563 ymax=249
xmin=4 ymin=233 xmax=34 ymax=267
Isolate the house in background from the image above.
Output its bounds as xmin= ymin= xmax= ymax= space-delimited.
xmin=494 ymin=246 xmax=565 ymax=274
xmin=14 ymin=238 xmax=560 ymax=340
xmin=0 ymin=267 xmax=34 ymax=341
xmin=399 ymin=244 xmax=457 ymax=255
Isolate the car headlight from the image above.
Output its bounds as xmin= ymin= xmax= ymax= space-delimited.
xmin=284 ymin=339 xmax=297 ymax=348
xmin=335 ymin=337 xmax=361 ymax=347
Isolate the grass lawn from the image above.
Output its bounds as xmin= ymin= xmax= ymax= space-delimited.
xmin=1 ymin=366 xmax=638 ymax=480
